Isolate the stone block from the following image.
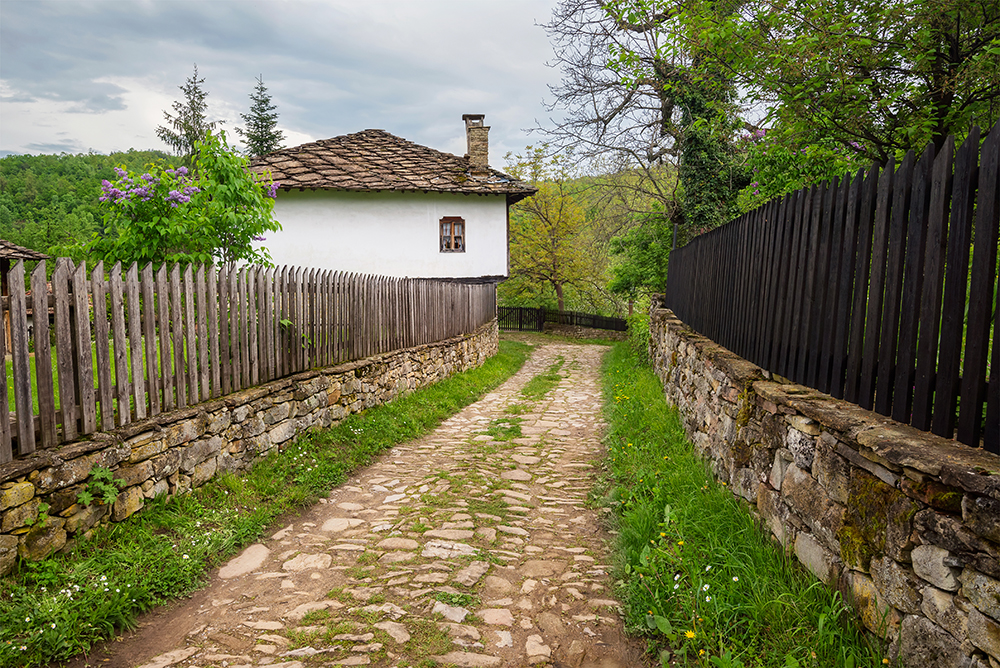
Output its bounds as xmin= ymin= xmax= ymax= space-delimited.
xmin=232 ymin=404 xmax=251 ymax=423
xmin=151 ymin=450 xmax=181 ymax=479
xmin=180 ymin=436 xmax=222 ymax=473
xmin=913 ymin=544 xmax=963 ymax=591
xmin=18 ymin=517 xmax=67 ymax=561
xmin=127 ymin=433 xmax=166 ymax=464
xmin=268 ymin=420 xmax=298 ymax=445
xmin=226 ymin=415 xmax=266 ymax=441
xmin=902 ymin=477 xmax=964 ymax=514
xmin=787 ymin=414 xmax=821 ymax=436
xmin=781 ymin=464 xmax=844 ymax=552
xmin=814 ymin=436 xmax=850 ymax=505
xmin=0 ymin=534 xmax=18 ymax=576
xmin=770 ymin=450 xmax=793 ymax=491
xmin=870 ymin=556 xmax=923 ymax=614
xmin=146 ymin=478 xmax=169 ymax=499
xmin=35 ymin=448 xmax=126 ymax=495
xmin=192 ymin=457 xmax=217 ymax=488
xmin=898 ymin=615 xmax=967 ymax=668
xmin=969 ymin=607 xmax=1000 ymax=659
xmin=112 ymin=486 xmax=144 ymax=522
xmin=794 ymin=531 xmax=841 ymax=585
xmin=2 ymin=497 xmax=40 ymax=532
xmin=732 ymin=467 xmax=759 ymax=502
xmin=206 ymin=409 xmax=231 ymax=434
xmin=264 ymin=402 xmax=291 ymax=425
xmin=163 ymin=419 xmax=201 ymax=447
xmin=65 ymin=502 xmax=109 ymax=534
xmin=960 ymin=569 xmax=1000 ymax=620
xmin=838 ymin=469 xmax=911 ymax=571
xmin=116 ymin=460 xmax=154 ymax=488
xmin=845 ymin=570 xmax=899 ymax=635
xmin=963 ymin=496 xmax=1000 ymax=544
xmin=922 ymin=586 xmax=970 ymax=641
xmin=786 ymin=428 xmax=816 ymax=470
xmin=757 ymin=485 xmax=793 ymax=547
xmin=1 ymin=481 xmax=35 ymax=510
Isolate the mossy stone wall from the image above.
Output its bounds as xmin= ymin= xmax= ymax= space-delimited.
xmin=0 ymin=321 xmax=498 ymax=577
xmin=650 ymin=305 xmax=999 ymax=668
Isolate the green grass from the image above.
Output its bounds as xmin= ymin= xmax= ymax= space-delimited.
xmin=519 ymin=355 xmax=564 ymax=400
xmin=601 ymin=342 xmax=888 ymax=668
xmin=0 ymin=339 xmax=532 ymax=668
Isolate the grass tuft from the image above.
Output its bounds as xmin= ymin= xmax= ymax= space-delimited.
xmin=601 ymin=342 xmax=887 ymax=667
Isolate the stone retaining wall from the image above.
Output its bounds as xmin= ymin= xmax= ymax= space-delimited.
xmin=650 ymin=305 xmax=999 ymax=668
xmin=0 ymin=320 xmax=498 ymax=577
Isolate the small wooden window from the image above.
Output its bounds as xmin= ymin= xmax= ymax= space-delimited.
xmin=440 ymin=217 xmax=465 ymax=252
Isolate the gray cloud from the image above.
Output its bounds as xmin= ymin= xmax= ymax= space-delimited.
xmin=0 ymin=0 xmax=561 ymax=157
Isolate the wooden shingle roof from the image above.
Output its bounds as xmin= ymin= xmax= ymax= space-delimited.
xmin=0 ymin=240 xmax=48 ymax=261
xmin=251 ymin=129 xmax=536 ymax=202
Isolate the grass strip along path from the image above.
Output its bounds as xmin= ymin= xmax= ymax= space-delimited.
xmin=600 ymin=342 xmax=887 ymax=667
xmin=0 ymin=340 xmax=532 ymax=668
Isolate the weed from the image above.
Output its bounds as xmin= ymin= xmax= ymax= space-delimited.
xmin=433 ymin=591 xmax=477 ymax=607
xmin=76 ymin=466 xmax=124 ymax=507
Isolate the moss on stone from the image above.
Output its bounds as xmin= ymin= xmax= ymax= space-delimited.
xmin=839 ymin=470 xmax=910 ymax=570
xmin=736 ymin=386 xmax=754 ymax=428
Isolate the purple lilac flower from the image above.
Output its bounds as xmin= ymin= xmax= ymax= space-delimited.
xmin=266 ymin=182 xmax=280 ymax=198
xmin=252 ymin=235 xmax=267 ymax=242
xmin=176 ymin=166 xmax=189 ymax=177
xmin=164 ymin=190 xmax=192 ymax=207
xmin=182 ymin=186 xmax=201 ymax=196
xmin=114 ymin=167 xmax=128 ymax=178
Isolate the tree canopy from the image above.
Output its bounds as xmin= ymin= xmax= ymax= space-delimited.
xmin=156 ymin=64 xmax=222 ymax=162
xmin=236 ymin=75 xmax=286 ymax=157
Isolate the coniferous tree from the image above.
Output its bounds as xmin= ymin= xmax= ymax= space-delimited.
xmin=237 ymin=75 xmax=285 ymax=157
xmin=156 ymin=64 xmax=220 ymax=162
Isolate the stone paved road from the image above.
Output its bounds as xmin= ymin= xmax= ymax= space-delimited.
xmin=88 ymin=343 xmax=646 ymax=668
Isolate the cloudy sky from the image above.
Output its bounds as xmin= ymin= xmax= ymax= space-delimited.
xmin=0 ymin=0 xmax=564 ymax=163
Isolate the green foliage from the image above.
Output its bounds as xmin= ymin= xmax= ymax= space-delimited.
xmin=155 ymin=64 xmax=221 ymax=161
xmin=608 ymin=211 xmax=672 ymax=299
xmin=69 ymin=131 xmax=281 ymax=267
xmin=0 ymin=340 xmax=531 ymax=668
xmin=505 ymin=146 xmax=607 ymax=313
xmin=601 ymin=342 xmax=886 ymax=666
xmin=737 ymin=130 xmax=870 ymax=213
xmin=236 ymin=75 xmax=286 ymax=157
xmin=77 ymin=467 xmax=124 ymax=507
xmin=0 ymin=150 xmax=170 ymax=256
xmin=703 ymin=0 xmax=1000 ymax=162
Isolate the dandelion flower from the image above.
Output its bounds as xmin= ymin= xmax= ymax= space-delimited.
xmin=685 ymin=630 xmax=695 ymax=639
xmin=678 ymin=541 xmax=684 ymax=546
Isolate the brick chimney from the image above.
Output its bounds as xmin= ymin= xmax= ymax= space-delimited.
xmin=463 ymin=114 xmax=489 ymax=175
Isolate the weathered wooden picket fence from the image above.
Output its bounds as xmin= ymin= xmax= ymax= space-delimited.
xmin=1 ymin=260 xmax=497 ymax=462
xmin=664 ymin=123 xmax=999 ymax=452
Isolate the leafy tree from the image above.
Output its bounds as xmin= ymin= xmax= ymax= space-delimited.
xmin=608 ymin=209 xmax=674 ymax=301
xmin=714 ymin=0 xmax=1000 ymax=164
xmin=504 ymin=146 xmax=607 ymax=313
xmin=72 ymin=132 xmax=280 ymax=267
xmin=236 ymin=75 xmax=285 ymax=157
xmin=156 ymin=64 xmax=221 ymax=162
xmin=543 ymin=0 xmax=749 ymax=241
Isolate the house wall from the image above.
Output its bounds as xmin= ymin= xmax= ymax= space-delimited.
xmin=650 ymin=305 xmax=1000 ymax=668
xmin=0 ymin=320 xmax=499 ymax=576
xmin=265 ymin=190 xmax=509 ymax=279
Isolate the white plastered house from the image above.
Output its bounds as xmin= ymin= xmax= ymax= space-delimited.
xmin=251 ymin=115 xmax=535 ymax=282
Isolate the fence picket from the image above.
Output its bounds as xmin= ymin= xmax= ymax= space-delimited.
xmin=127 ymin=263 xmax=146 ymax=420
xmin=156 ymin=264 xmax=174 ymax=411
xmin=171 ymin=265 xmax=186 ymax=408
xmin=958 ymin=122 xmax=1000 ymax=448
xmin=141 ymin=264 xmax=160 ymax=416
xmin=0 ymin=279 xmax=9 ymax=463
xmin=9 ymin=262 xmax=34 ymax=455
xmin=218 ymin=265 xmax=231 ymax=395
xmin=110 ymin=263 xmax=131 ymax=425
xmin=32 ymin=261 xmax=57 ymax=448
xmin=184 ymin=265 xmax=199 ymax=404
xmin=207 ymin=266 xmax=220 ymax=396
xmin=197 ymin=266 xmax=210 ymax=399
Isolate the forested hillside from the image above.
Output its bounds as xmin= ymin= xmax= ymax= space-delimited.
xmin=0 ymin=150 xmax=172 ymax=256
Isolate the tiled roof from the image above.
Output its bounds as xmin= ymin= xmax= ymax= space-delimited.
xmin=0 ymin=240 xmax=48 ymax=261
xmin=251 ymin=129 xmax=536 ymax=201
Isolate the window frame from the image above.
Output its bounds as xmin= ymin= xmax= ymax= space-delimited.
xmin=439 ymin=216 xmax=466 ymax=253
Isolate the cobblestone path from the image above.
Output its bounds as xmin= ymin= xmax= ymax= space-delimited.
xmin=112 ymin=343 xmax=645 ymax=668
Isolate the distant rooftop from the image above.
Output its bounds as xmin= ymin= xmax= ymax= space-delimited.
xmin=0 ymin=240 xmax=48 ymax=261
xmin=250 ymin=129 xmax=536 ymax=202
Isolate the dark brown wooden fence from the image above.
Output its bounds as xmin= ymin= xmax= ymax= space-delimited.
xmin=664 ymin=123 xmax=999 ymax=453
xmin=498 ymin=307 xmax=627 ymax=332
xmin=1 ymin=261 xmax=497 ymax=463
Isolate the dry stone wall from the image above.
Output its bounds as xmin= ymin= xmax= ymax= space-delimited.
xmin=0 ymin=321 xmax=498 ymax=577
xmin=650 ymin=305 xmax=999 ymax=668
